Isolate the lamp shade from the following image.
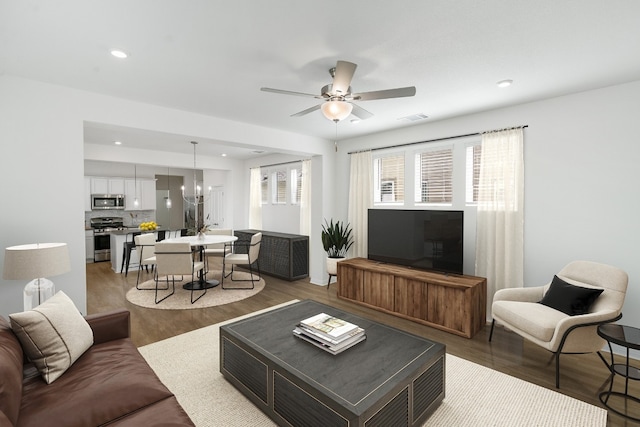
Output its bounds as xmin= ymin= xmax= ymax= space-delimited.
xmin=3 ymin=243 xmax=71 ymax=280
xmin=321 ymin=101 xmax=353 ymax=122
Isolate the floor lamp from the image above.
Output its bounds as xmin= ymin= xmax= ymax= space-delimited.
xmin=3 ymin=243 xmax=71 ymax=310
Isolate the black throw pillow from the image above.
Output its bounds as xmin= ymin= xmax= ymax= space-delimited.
xmin=539 ymin=275 xmax=604 ymax=316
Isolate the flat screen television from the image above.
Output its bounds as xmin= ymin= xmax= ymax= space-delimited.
xmin=368 ymin=209 xmax=464 ymax=275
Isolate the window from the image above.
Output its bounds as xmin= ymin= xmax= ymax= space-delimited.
xmin=291 ymin=168 xmax=302 ymax=204
xmin=271 ymin=169 xmax=287 ymax=204
xmin=465 ymin=144 xmax=482 ymax=204
xmin=260 ymin=172 xmax=268 ymax=205
xmin=374 ymin=154 xmax=404 ymax=203
xmin=414 ymin=147 xmax=453 ymax=204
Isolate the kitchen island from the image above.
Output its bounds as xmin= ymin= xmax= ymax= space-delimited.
xmin=110 ymin=229 xmax=170 ymax=273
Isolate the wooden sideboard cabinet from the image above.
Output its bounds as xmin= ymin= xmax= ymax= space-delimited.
xmin=234 ymin=230 xmax=309 ymax=281
xmin=337 ymin=257 xmax=487 ymax=338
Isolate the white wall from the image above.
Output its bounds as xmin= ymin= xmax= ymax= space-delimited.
xmin=339 ymin=80 xmax=640 ymax=328
xmin=0 ymin=75 xmax=332 ymax=316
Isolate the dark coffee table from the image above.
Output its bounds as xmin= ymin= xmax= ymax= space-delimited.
xmin=220 ymin=300 xmax=445 ymax=427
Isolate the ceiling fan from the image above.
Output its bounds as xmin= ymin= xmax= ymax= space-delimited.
xmin=260 ymin=60 xmax=416 ymax=122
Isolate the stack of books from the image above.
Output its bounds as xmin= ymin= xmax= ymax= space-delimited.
xmin=293 ymin=312 xmax=366 ymax=355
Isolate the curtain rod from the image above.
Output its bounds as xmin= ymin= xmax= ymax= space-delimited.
xmin=347 ymin=125 xmax=528 ymax=155
xmin=252 ymin=159 xmax=303 ymax=169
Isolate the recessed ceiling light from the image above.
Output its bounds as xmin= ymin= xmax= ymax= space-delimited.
xmin=398 ymin=113 xmax=429 ymax=122
xmin=497 ymin=79 xmax=513 ymax=88
xmin=110 ymin=49 xmax=128 ymax=59
xmin=221 ymin=153 xmax=227 ymax=157
xmin=114 ymin=141 xmax=122 ymax=145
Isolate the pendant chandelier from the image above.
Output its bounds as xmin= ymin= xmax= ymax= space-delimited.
xmin=181 ymin=141 xmax=211 ymax=232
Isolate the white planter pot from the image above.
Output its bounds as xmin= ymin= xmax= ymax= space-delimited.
xmin=326 ymin=257 xmax=345 ymax=276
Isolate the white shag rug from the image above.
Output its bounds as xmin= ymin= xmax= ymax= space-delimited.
xmin=139 ymin=301 xmax=607 ymax=427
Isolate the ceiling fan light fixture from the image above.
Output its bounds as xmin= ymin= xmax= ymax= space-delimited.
xmin=321 ymin=101 xmax=353 ymax=122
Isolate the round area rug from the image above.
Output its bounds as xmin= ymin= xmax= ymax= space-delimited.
xmin=125 ymin=270 xmax=265 ymax=310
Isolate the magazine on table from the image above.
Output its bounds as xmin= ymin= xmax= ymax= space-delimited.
xmin=293 ymin=327 xmax=366 ymax=355
xmin=296 ymin=324 xmax=365 ymax=346
xmin=299 ymin=312 xmax=360 ymax=341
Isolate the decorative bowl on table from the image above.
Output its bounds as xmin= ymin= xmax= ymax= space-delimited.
xmin=139 ymin=221 xmax=157 ymax=231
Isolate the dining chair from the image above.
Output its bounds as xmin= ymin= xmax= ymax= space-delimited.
xmin=154 ymin=242 xmax=207 ymax=304
xmin=204 ymin=229 xmax=233 ymax=272
xmin=221 ymin=232 xmax=262 ymax=290
xmin=134 ymin=233 xmax=157 ymax=288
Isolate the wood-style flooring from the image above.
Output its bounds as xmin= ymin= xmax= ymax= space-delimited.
xmin=87 ymin=260 xmax=640 ymax=426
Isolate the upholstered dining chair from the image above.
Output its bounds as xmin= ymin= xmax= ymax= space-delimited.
xmin=489 ymin=260 xmax=628 ymax=388
xmin=154 ymin=242 xmax=207 ymax=304
xmin=134 ymin=233 xmax=157 ymax=288
xmin=204 ymin=228 xmax=233 ymax=272
xmin=221 ymin=232 xmax=262 ymax=290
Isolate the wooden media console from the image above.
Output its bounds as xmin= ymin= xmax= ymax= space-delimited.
xmin=337 ymin=258 xmax=487 ymax=338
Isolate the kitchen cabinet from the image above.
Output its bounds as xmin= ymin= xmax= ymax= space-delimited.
xmin=125 ymin=179 xmax=156 ymax=211
xmin=91 ymin=177 xmax=125 ymax=195
xmin=85 ymin=229 xmax=94 ymax=262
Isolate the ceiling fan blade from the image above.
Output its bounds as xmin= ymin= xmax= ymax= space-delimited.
xmin=261 ymin=87 xmax=320 ymax=98
xmin=350 ymin=103 xmax=374 ymax=120
xmin=332 ymin=61 xmax=357 ymax=95
xmin=351 ymin=86 xmax=416 ymax=101
xmin=291 ymin=104 xmax=322 ymax=117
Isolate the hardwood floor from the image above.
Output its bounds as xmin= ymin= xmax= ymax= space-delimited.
xmin=87 ymin=260 xmax=639 ymax=426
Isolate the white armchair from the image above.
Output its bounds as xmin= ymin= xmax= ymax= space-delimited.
xmin=489 ymin=260 xmax=628 ymax=388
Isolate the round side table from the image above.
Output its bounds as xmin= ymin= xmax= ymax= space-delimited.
xmin=597 ymin=323 xmax=640 ymax=421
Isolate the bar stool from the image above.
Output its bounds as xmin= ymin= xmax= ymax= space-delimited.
xmin=120 ymin=231 xmax=141 ymax=276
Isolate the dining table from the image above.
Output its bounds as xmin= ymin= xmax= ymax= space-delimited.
xmin=163 ymin=234 xmax=238 ymax=290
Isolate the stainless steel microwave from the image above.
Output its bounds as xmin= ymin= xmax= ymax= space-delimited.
xmin=91 ymin=194 xmax=125 ymax=210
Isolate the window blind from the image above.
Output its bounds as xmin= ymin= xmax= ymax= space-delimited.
xmin=272 ymin=170 xmax=287 ymax=204
xmin=374 ymin=155 xmax=404 ymax=203
xmin=415 ymin=148 xmax=453 ymax=203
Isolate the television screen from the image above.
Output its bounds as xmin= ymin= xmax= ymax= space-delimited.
xmin=368 ymin=209 xmax=464 ymax=275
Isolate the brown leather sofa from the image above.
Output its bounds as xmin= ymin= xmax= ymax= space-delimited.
xmin=0 ymin=309 xmax=194 ymax=426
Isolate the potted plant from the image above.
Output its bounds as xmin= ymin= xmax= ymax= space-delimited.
xmin=321 ymin=219 xmax=354 ymax=279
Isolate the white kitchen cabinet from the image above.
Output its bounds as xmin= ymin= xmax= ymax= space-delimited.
xmin=140 ymin=179 xmax=156 ymax=210
xmin=91 ymin=177 xmax=125 ymax=195
xmin=85 ymin=229 xmax=94 ymax=262
xmin=125 ymin=179 xmax=156 ymax=210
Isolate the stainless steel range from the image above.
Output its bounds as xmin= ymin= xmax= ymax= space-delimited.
xmin=91 ymin=217 xmax=126 ymax=262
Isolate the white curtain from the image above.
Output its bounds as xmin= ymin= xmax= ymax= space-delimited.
xmin=347 ymin=151 xmax=373 ymax=258
xmin=299 ymin=159 xmax=311 ymax=236
xmin=249 ymin=167 xmax=262 ymax=229
xmin=475 ymin=128 xmax=524 ymax=315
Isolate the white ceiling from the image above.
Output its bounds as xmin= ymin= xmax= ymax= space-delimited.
xmin=3 ymin=1 xmax=640 ymax=159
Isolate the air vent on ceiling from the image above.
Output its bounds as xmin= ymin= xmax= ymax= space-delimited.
xmin=398 ymin=113 xmax=429 ymax=122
